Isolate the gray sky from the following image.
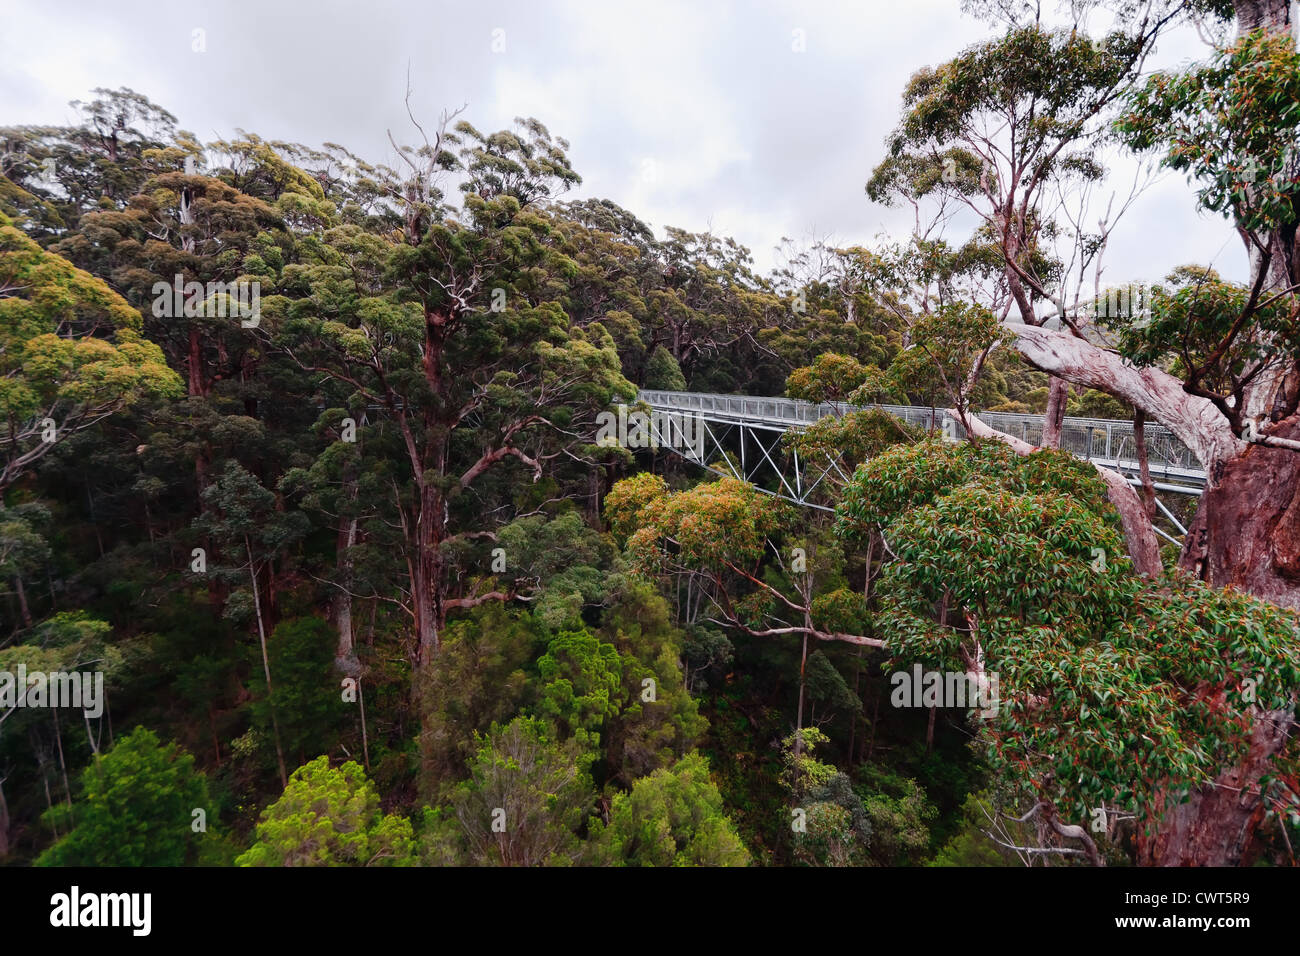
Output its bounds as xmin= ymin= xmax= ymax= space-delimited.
xmin=1 ymin=0 xmax=1249 ymax=282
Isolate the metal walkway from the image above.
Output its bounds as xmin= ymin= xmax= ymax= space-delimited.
xmin=634 ymin=389 xmax=1204 ymax=541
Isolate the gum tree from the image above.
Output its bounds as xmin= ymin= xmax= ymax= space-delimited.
xmin=0 ymin=213 xmax=180 ymax=627
xmin=282 ymin=113 xmax=634 ymax=669
xmin=237 ymin=756 xmax=415 ymax=867
xmin=615 ymin=439 xmax=1300 ymax=864
xmin=868 ymin=10 xmax=1186 ymax=445
xmin=0 ymin=212 xmax=181 ymax=493
xmin=36 ymin=728 xmax=210 ymax=867
xmin=863 ymin=0 xmax=1300 ymax=862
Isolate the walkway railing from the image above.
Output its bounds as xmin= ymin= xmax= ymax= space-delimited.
xmin=637 ymin=389 xmax=1206 ymax=487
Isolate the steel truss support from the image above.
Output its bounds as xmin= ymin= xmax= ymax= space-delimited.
xmin=640 ymin=394 xmax=1202 ymax=544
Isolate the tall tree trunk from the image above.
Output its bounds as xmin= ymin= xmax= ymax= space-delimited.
xmin=794 ymin=632 xmax=809 ymax=758
xmin=52 ymin=708 xmax=71 ymax=807
xmin=1180 ymin=418 xmax=1300 ymax=609
xmin=11 ymin=576 xmax=31 ymax=629
xmin=1138 ymin=706 xmax=1294 ymax=866
xmin=1041 ymin=377 xmax=1069 ymax=449
xmin=412 ymin=479 xmax=449 ymax=798
xmin=412 ymin=483 xmax=445 ymax=664
xmin=1133 ymin=410 xmax=1158 ymax=520
xmin=247 ymin=536 xmax=288 ymax=788
xmin=334 ymin=514 xmax=358 ymax=669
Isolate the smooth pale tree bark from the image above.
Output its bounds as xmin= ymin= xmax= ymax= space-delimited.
xmin=246 ymin=535 xmax=288 ymax=789
xmin=1007 ymin=294 xmax=1300 ymax=614
xmin=333 ymin=510 xmax=358 ymax=671
xmin=1008 ymin=324 xmax=1241 ymax=466
xmin=983 ymin=0 xmax=1300 ymax=864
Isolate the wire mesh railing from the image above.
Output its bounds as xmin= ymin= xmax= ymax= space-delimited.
xmin=637 ymin=389 xmax=1204 ymax=480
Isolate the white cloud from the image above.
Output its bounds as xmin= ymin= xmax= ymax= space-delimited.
xmin=0 ymin=0 xmax=1247 ymax=281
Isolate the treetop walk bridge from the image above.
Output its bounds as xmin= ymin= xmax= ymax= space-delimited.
xmin=634 ymin=389 xmax=1206 ymax=544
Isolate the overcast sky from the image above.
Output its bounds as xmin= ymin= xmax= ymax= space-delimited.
xmin=1 ymin=0 xmax=1250 ymax=283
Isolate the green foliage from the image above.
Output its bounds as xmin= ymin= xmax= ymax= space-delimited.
xmin=795 ymin=772 xmax=874 ymax=867
xmin=247 ymin=617 xmax=347 ymax=764
xmin=0 ymin=501 xmax=50 ymax=582
xmin=1098 ymin=270 xmax=1299 ymax=423
xmin=682 ymin=625 xmax=734 ymax=693
xmin=1119 ymin=31 xmax=1300 ymax=234
xmin=786 ymin=353 xmax=877 ymax=403
xmin=881 ymin=26 xmax=1142 ymax=193
xmin=442 ymin=716 xmax=593 ymax=866
xmin=589 ymin=752 xmax=749 ymax=866
xmin=784 ymin=408 xmax=919 ymax=487
xmin=6 ymin=52 xmax=1300 ymax=870
xmin=929 ymin=789 xmax=1027 ymax=867
xmin=836 ymin=436 xmax=1110 ymax=542
xmin=779 ymin=727 xmax=838 ymax=799
xmin=491 ymin=511 xmax=618 ymax=630
xmin=597 ymin=580 xmax=707 ymax=785
xmin=838 ymin=437 xmax=1300 ymax=833
xmin=0 ymin=213 xmax=181 ymax=491
xmin=535 ymin=628 xmax=622 ymax=752
xmin=37 ymin=728 xmax=210 ymax=866
xmin=619 ymin=476 xmax=790 ymax=574
xmin=417 ymin=605 xmax=538 ymax=803
xmin=805 ymin=651 xmax=864 ymax=721
xmin=778 ymin=730 xmax=873 ymax=866
xmin=856 ymin=765 xmax=938 ymax=865
xmin=237 ymin=756 xmax=415 ymax=866
xmin=886 ymin=302 xmax=1006 ymax=410
xmin=643 ymin=344 xmax=687 ymax=390
xmin=603 ymin=472 xmax=670 ymax=542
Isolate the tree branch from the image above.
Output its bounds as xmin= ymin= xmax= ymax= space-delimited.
xmin=1006 ymin=322 xmax=1241 ymax=467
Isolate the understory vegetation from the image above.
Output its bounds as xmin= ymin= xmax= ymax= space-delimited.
xmin=1 ymin=0 xmax=1298 ymax=867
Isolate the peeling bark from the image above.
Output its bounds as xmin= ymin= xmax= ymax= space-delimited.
xmin=1007 ymin=323 xmax=1242 ymax=467
xmin=1235 ymin=0 xmax=1295 ymax=37
xmin=1181 ymin=417 xmax=1300 ymax=611
xmin=1137 ymin=706 xmax=1294 ymax=866
xmin=1041 ymin=376 xmax=1070 ymax=449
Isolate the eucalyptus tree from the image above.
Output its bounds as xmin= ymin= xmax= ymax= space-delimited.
xmin=878 ymin=0 xmax=1300 ymax=609
xmin=870 ymin=3 xmax=1206 ymax=446
xmin=0 ymin=88 xmax=181 ymax=238
xmin=612 ymin=438 xmax=1300 ymax=865
xmin=280 ymin=113 xmax=634 ymax=674
xmin=648 ymin=228 xmax=785 ymax=390
xmin=0 ymin=211 xmax=181 ymax=491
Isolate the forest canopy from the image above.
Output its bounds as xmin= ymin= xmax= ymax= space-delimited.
xmin=1 ymin=0 xmax=1298 ymax=871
